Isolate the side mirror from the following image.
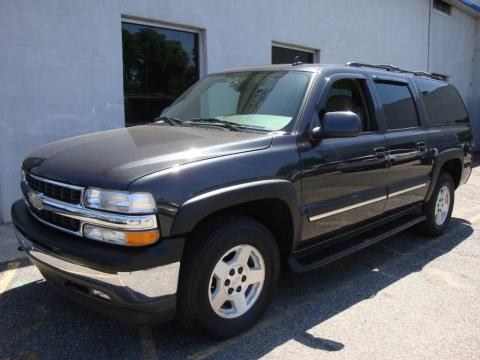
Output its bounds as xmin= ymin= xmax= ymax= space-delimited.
xmin=312 ymin=111 xmax=362 ymax=139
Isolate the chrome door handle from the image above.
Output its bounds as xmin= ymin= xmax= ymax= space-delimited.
xmin=373 ymin=146 xmax=387 ymax=158
xmin=417 ymin=141 xmax=427 ymax=152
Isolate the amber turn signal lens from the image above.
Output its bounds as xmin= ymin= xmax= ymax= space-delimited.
xmin=125 ymin=230 xmax=160 ymax=246
xmin=83 ymin=224 xmax=160 ymax=246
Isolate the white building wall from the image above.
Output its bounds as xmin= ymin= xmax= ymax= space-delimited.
xmin=120 ymin=0 xmax=431 ymax=73
xmin=470 ymin=18 xmax=480 ymax=148
xmin=429 ymin=5 xmax=476 ymax=100
xmin=0 ymin=0 xmax=478 ymax=223
xmin=0 ymin=0 xmax=125 ymax=223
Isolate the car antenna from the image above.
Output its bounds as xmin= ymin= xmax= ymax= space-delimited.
xmin=292 ymin=55 xmax=303 ymax=66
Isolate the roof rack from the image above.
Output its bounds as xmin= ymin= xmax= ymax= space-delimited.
xmin=346 ymin=62 xmax=444 ymax=81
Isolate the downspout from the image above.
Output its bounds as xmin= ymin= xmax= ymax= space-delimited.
xmin=427 ymin=0 xmax=432 ymax=72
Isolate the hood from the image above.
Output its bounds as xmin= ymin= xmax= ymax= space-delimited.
xmin=23 ymin=125 xmax=273 ymax=189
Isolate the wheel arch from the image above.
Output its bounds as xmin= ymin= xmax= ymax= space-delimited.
xmin=170 ymin=180 xmax=300 ymax=258
xmin=425 ymin=149 xmax=464 ymax=202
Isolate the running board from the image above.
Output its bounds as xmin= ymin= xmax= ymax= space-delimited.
xmin=288 ymin=214 xmax=426 ymax=273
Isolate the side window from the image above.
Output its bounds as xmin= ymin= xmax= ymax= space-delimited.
xmin=415 ymin=79 xmax=469 ymax=125
xmin=324 ymin=79 xmax=376 ymax=132
xmin=375 ymin=82 xmax=419 ymax=130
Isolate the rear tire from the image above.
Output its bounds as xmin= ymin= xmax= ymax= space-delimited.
xmin=416 ymin=172 xmax=455 ymax=237
xmin=177 ymin=215 xmax=280 ymax=339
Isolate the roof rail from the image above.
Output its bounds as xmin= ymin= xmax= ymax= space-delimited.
xmin=346 ymin=62 xmax=444 ymax=81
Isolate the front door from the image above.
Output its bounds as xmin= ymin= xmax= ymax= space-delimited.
xmin=300 ymin=74 xmax=389 ymax=241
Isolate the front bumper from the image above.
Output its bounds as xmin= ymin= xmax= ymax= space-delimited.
xmin=12 ymin=200 xmax=184 ymax=323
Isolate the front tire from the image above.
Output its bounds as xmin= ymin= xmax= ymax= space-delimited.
xmin=417 ymin=172 xmax=455 ymax=237
xmin=177 ymin=215 xmax=280 ymax=339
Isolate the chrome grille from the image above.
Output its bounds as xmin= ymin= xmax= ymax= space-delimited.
xmin=22 ymin=173 xmax=158 ymax=239
xmin=26 ymin=173 xmax=82 ymax=205
xmin=29 ymin=206 xmax=81 ymax=232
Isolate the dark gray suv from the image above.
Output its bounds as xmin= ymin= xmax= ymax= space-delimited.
xmin=13 ymin=62 xmax=473 ymax=339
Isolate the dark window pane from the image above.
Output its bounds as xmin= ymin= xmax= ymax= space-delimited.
xmin=272 ymin=46 xmax=313 ymax=64
xmin=121 ymin=22 xmax=199 ymax=126
xmin=433 ymin=0 xmax=452 ymax=15
xmin=415 ymin=79 xmax=469 ymax=125
xmin=375 ymin=82 xmax=419 ymax=130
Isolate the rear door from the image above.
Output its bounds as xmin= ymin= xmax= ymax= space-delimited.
xmin=372 ymin=76 xmax=431 ymax=212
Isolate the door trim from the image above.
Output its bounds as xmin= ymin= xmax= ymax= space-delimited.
xmin=389 ymin=183 xmax=426 ymax=198
xmin=307 ymin=181 xmax=427 ymax=222
xmin=308 ymin=195 xmax=387 ymax=221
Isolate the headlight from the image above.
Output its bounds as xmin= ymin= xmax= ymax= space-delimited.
xmin=84 ymin=188 xmax=156 ymax=214
xmin=83 ymin=224 xmax=159 ymax=246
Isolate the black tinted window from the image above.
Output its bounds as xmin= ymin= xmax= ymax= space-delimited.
xmin=122 ymin=22 xmax=199 ymax=127
xmin=433 ymin=0 xmax=452 ymax=15
xmin=415 ymin=79 xmax=469 ymax=125
xmin=375 ymin=82 xmax=419 ymax=130
xmin=272 ymin=46 xmax=313 ymax=64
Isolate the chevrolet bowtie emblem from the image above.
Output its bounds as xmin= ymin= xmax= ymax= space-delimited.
xmin=28 ymin=191 xmax=43 ymax=211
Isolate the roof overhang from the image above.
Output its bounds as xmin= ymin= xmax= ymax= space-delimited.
xmin=455 ymin=0 xmax=480 ymax=18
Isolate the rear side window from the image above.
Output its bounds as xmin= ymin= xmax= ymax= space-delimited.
xmin=375 ymin=82 xmax=419 ymax=130
xmin=415 ymin=79 xmax=469 ymax=125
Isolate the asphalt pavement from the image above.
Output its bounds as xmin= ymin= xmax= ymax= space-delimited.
xmin=1 ymin=165 xmax=480 ymax=359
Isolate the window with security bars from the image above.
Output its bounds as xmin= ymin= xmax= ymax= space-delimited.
xmin=272 ymin=45 xmax=315 ymax=64
xmin=433 ymin=0 xmax=452 ymax=15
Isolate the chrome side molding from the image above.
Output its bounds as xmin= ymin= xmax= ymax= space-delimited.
xmin=388 ymin=183 xmax=426 ymax=198
xmin=308 ymin=183 xmax=427 ymax=222
xmin=309 ymin=196 xmax=387 ymax=222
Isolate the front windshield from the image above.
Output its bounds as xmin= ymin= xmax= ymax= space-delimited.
xmin=161 ymin=70 xmax=312 ymax=132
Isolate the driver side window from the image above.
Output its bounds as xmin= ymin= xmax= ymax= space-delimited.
xmin=324 ymin=78 xmax=377 ymax=132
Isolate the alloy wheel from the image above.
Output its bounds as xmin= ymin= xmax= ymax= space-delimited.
xmin=434 ymin=184 xmax=451 ymax=226
xmin=208 ymin=244 xmax=265 ymax=319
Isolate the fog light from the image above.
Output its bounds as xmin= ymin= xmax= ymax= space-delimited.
xmin=83 ymin=224 xmax=159 ymax=246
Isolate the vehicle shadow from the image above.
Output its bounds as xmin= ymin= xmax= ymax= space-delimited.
xmin=0 ymin=217 xmax=473 ymax=360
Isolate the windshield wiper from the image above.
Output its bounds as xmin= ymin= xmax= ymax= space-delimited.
xmin=188 ymin=117 xmax=241 ymax=132
xmin=154 ymin=116 xmax=183 ymax=126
